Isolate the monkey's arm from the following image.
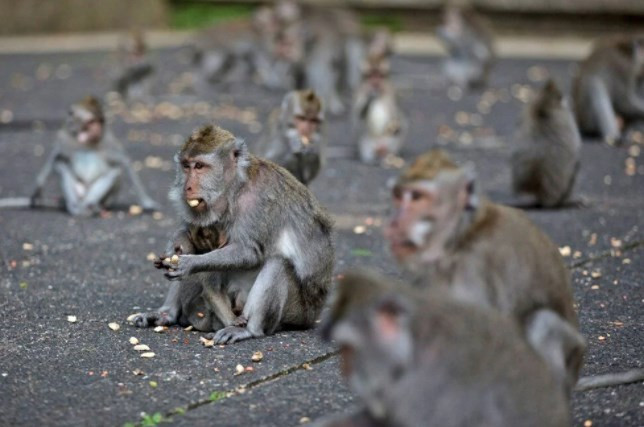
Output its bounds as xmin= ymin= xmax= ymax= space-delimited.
xmin=154 ymin=226 xmax=196 ymax=269
xmin=162 ymin=242 xmax=261 ymax=279
xmin=30 ymin=144 xmax=62 ymax=204
xmin=107 ymin=150 xmax=160 ymax=211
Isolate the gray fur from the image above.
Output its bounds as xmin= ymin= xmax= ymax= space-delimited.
xmin=255 ymin=91 xmax=326 ymax=186
xmin=511 ymin=80 xmax=582 ymax=207
xmin=436 ymin=7 xmax=495 ymax=88
xmin=316 ymin=271 xmax=570 ymax=427
xmin=573 ymin=35 xmax=644 ymax=143
xmin=137 ymin=129 xmax=334 ymax=344
xmin=29 ymin=103 xmax=159 ymax=216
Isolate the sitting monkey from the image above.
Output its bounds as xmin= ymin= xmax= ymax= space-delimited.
xmin=133 ymin=125 xmax=334 ymax=344
xmin=28 ymin=96 xmax=159 ymax=216
xmin=255 ymin=90 xmax=325 ymax=186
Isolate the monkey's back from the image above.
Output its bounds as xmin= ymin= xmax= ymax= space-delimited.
xmin=455 ymin=201 xmax=577 ymax=326
xmin=394 ymin=297 xmax=570 ymax=427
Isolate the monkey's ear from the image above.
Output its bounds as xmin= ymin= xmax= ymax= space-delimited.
xmin=371 ymin=294 xmax=413 ymax=364
xmin=232 ymin=138 xmax=250 ymax=178
xmin=462 ymin=163 xmax=479 ymax=211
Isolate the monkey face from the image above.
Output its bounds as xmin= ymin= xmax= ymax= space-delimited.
xmin=293 ymin=115 xmax=321 ymax=143
xmin=67 ymin=106 xmax=103 ymax=146
xmin=386 ymin=172 xmax=472 ymax=266
xmin=170 ymin=135 xmax=249 ymax=227
xmin=386 ymin=182 xmax=438 ymax=261
xmin=329 ymin=295 xmax=413 ymax=420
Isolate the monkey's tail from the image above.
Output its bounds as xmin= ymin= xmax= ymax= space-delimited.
xmin=575 ymin=368 xmax=644 ymax=391
xmin=0 ymin=197 xmax=62 ymax=210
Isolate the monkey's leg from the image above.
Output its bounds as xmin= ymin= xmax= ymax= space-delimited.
xmin=132 ymin=281 xmax=190 ymax=328
xmin=525 ymin=309 xmax=586 ymax=394
xmin=55 ymin=163 xmax=89 ymax=216
xmin=212 ymin=258 xmax=290 ymax=344
xmin=81 ymin=168 xmax=121 ymax=214
xmin=589 ymin=78 xmax=620 ymax=143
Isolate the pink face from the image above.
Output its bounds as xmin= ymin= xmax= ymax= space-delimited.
xmin=77 ymin=119 xmax=103 ymax=145
xmin=294 ymin=115 xmax=320 ymax=141
xmin=385 ymin=183 xmax=437 ymax=261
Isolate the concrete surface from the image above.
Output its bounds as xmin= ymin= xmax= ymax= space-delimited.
xmin=0 ymin=45 xmax=642 ymax=427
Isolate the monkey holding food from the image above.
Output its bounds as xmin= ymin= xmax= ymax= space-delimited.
xmin=132 ymin=125 xmax=334 ymax=344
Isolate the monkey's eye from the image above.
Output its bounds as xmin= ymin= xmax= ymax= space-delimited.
xmin=392 ymin=186 xmax=403 ymax=200
xmin=410 ymin=190 xmax=425 ymax=201
xmin=181 ymin=161 xmax=190 ymax=169
xmin=194 ymin=162 xmax=204 ymax=170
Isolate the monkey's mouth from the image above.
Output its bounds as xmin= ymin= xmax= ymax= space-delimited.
xmin=186 ymin=198 xmax=205 ymax=209
xmin=389 ymin=239 xmax=419 ymax=257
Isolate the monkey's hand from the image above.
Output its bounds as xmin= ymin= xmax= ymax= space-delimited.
xmin=161 ymin=254 xmax=198 ymax=280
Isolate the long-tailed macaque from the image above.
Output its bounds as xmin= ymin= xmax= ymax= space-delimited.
xmin=132 ymin=125 xmax=334 ymax=344
xmin=28 ymin=96 xmax=159 ymax=216
xmin=512 ymin=79 xmax=582 ymax=207
xmin=573 ymin=34 xmax=644 ymax=144
xmin=314 ymin=271 xmax=570 ymax=427
xmin=436 ymin=6 xmax=495 ymax=88
xmin=256 ymin=90 xmax=325 ymax=186
xmin=352 ymin=54 xmax=407 ymax=164
xmin=384 ymin=150 xmax=584 ymax=393
xmin=114 ymin=30 xmax=154 ymax=100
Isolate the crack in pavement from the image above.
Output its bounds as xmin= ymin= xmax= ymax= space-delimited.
xmin=568 ymin=239 xmax=643 ymax=270
xmin=127 ymin=350 xmax=340 ymax=426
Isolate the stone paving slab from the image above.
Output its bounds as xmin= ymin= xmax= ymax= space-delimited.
xmin=0 ymin=48 xmax=642 ymax=426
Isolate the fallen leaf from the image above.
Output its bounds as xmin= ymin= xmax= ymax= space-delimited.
xmin=200 ymin=337 xmax=214 ymax=348
xmin=132 ymin=369 xmax=144 ymax=376
xmin=126 ymin=313 xmax=140 ymax=322
xmin=300 ymin=417 xmax=311 ymax=425
xmin=184 ymin=325 xmax=194 ymax=331
xmin=134 ymin=344 xmax=151 ymax=351
xmin=67 ymin=315 xmax=77 ymax=323
xmin=149 ymin=381 xmax=158 ymax=388
xmin=108 ymin=322 xmax=120 ymax=331
xmin=140 ymin=352 xmax=156 ymax=358
xmin=154 ymin=326 xmax=166 ymax=333
xmin=22 ymin=243 xmax=34 ymax=251
xmin=353 ymin=225 xmax=366 ymax=234
xmin=129 ymin=337 xmax=139 ymax=345
xmin=251 ymin=351 xmax=263 ymax=362
xmin=146 ymin=252 xmax=156 ymax=261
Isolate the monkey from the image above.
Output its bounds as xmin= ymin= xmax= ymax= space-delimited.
xmin=303 ymin=30 xmax=346 ymax=115
xmin=352 ymin=53 xmax=408 ymax=164
xmin=255 ymin=90 xmax=325 ymax=186
xmin=511 ymin=79 xmax=582 ymax=208
xmin=436 ymin=5 xmax=495 ymax=88
xmin=114 ymin=30 xmax=154 ymax=100
xmin=384 ymin=149 xmax=585 ymax=394
xmin=573 ymin=34 xmax=644 ymax=144
xmin=132 ymin=125 xmax=334 ymax=344
xmin=314 ymin=270 xmax=570 ymax=427
xmin=26 ymin=96 xmax=159 ymax=216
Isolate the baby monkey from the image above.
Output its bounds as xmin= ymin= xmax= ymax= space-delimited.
xmin=256 ymin=90 xmax=325 ymax=185
xmin=29 ymin=96 xmax=159 ymax=216
xmin=511 ymin=79 xmax=581 ymax=207
xmin=314 ymin=271 xmax=570 ymax=427
xmin=573 ymin=34 xmax=644 ymax=144
xmin=352 ymin=53 xmax=407 ymax=164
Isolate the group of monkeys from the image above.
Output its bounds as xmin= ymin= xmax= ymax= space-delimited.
xmin=5 ymin=2 xmax=644 ymax=426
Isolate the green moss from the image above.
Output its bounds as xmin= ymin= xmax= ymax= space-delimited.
xmin=361 ymin=14 xmax=403 ymax=32
xmin=170 ymin=3 xmax=254 ymax=30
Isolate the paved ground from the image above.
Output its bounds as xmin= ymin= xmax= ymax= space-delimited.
xmin=0 ymin=46 xmax=642 ymax=427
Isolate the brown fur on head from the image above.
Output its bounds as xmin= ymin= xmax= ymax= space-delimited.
xmin=296 ymin=89 xmax=324 ymax=120
xmin=531 ymin=79 xmax=564 ymax=120
xmin=397 ymin=149 xmax=459 ymax=185
xmin=79 ymin=96 xmax=105 ymax=123
xmin=362 ymin=53 xmax=391 ymax=78
xmin=180 ymin=125 xmax=236 ymax=158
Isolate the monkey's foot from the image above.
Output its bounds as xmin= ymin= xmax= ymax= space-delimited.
xmin=131 ymin=311 xmax=176 ymax=328
xmin=232 ymin=316 xmax=248 ymax=327
xmin=212 ymin=326 xmax=253 ymax=344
